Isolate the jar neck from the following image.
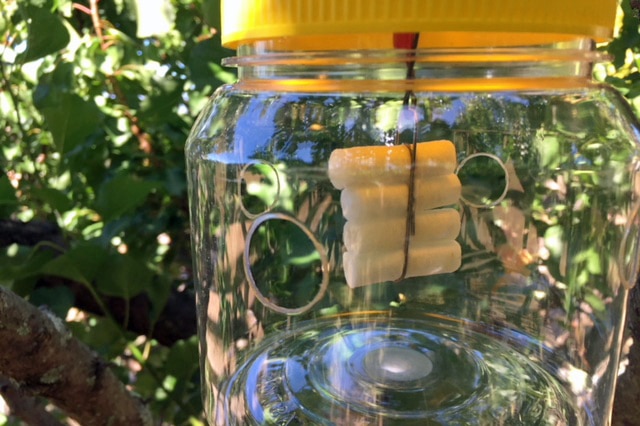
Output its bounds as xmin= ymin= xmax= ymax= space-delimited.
xmin=224 ymin=38 xmax=602 ymax=92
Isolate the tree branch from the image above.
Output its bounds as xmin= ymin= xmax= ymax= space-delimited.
xmin=0 ymin=219 xmax=66 ymax=248
xmin=613 ymin=283 xmax=640 ymax=425
xmin=89 ymin=0 xmax=108 ymax=51
xmin=0 ymin=374 xmax=64 ymax=426
xmin=0 ymin=286 xmax=152 ymax=425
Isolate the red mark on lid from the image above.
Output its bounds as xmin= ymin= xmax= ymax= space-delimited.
xmin=393 ymin=33 xmax=419 ymax=50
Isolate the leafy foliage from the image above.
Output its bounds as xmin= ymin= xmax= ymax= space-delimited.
xmin=599 ymin=1 xmax=640 ymax=114
xmin=0 ymin=0 xmax=233 ymax=423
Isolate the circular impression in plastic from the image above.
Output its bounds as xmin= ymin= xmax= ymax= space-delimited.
xmin=244 ymin=213 xmax=330 ymax=315
xmin=456 ymin=153 xmax=508 ymax=208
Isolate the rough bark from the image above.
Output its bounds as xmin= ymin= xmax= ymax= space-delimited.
xmin=613 ymin=284 xmax=640 ymax=425
xmin=0 ymin=374 xmax=64 ymax=426
xmin=0 ymin=286 xmax=152 ymax=426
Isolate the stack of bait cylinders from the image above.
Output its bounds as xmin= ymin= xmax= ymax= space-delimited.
xmin=328 ymin=140 xmax=462 ymax=288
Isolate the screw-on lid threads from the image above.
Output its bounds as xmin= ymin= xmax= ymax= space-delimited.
xmin=221 ymin=0 xmax=617 ymax=48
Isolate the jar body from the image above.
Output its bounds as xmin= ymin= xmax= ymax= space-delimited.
xmin=186 ymin=49 xmax=640 ymax=425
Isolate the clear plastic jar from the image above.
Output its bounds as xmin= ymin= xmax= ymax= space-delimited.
xmin=186 ymin=2 xmax=639 ymax=425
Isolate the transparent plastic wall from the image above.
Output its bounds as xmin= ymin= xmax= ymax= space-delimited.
xmin=187 ymin=66 xmax=640 ymax=424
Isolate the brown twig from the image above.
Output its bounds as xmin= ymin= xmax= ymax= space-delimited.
xmin=89 ymin=0 xmax=108 ymax=51
xmin=72 ymin=2 xmax=91 ymax=15
xmin=106 ymin=74 xmax=154 ymax=156
xmin=0 ymin=287 xmax=153 ymax=426
xmin=79 ymin=0 xmax=153 ymax=156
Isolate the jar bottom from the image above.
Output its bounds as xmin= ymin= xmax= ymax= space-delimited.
xmin=221 ymin=315 xmax=584 ymax=425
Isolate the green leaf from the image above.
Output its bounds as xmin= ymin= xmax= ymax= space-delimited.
xmin=33 ymin=62 xmax=75 ymax=109
xmin=95 ymin=252 xmax=152 ymax=298
xmin=40 ymin=93 xmax=101 ymax=154
xmin=37 ymin=243 xmax=151 ymax=299
xmin=584 ymin=292 xmax=606 ymax=313
xmin=544 ymin=225 xmax=564 ymax=259
xmin=0 ymin=174 xmax=17 ymax=205
xmin=201 ymin=0 xmax=221 ymax=29
xmin=95 ymin=174 xmax=157 ymax=222
xmin=163 ymin=167 xmax=187 ymax=196
xmin=18 ymin=5 xmax=70 ymax=62
xmin=0 ymin=245 xmax=56 ymax=293
xmin=0 ymin=10 xmax=8 ymax=34
xmin=187 ymin=37 xmax=236 ymax=90
xmin=40 ymin=253 xmax=92 ymax=285
xmin=165 ymin=338 xmax=199 ymax=377
xmin=32 ymin=187 xmax=73 ymax=212
xmin=67 ymin=316 xmax=128 ymax=358
xmin=139 ymin=77 xmax=182 ymax=122
xmin=30 ymin=286 xmax=75 ymax=318
xmin=63 ymin=242 xmax=110 ymax=280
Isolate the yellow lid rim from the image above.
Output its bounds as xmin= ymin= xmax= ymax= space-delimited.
xmin=221 ymin=0 xmax=617 ymax=48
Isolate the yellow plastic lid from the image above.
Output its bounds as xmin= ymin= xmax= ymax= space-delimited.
xmin=221 ymin=0 xmax=617 ymax=49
